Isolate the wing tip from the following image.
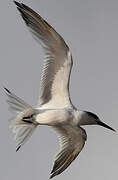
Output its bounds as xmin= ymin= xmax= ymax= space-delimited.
xmin=50 ymin=165 xmax=59 ymax=179
xmin=49 ymin=173 xmax=55 ymax=179
xmin=14 ymin=1 xmax=21 ymax=7
xmin=13 ymin=1 xmax=24 ymax=13
xmin=13 ymin=1 xmax=30 ymax=25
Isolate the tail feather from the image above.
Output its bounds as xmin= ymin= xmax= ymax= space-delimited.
xmin=13 ymin=124 xmax=36 ymax=151
xmin=4 ymin=87 xmax=31 ymax=113
xmin=4 ymin=87 xmax=38 ymax=151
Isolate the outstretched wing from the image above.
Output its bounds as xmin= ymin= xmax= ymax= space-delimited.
xmin=14 ymin=1 xmax=73 ymax=108
xmin=50 ymin=125 xmax=87 ymax=178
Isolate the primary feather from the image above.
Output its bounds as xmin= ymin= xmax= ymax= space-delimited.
xmin=50 ymin=126 xmax=87 ymax=178
xmin=14 ymin=1 xmax=73 ymax=109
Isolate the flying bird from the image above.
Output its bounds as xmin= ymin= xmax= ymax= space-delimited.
xmin=5 ymin=1 xmax=115 ymax=178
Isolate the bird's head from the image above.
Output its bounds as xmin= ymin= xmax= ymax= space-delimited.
xmin=79 ymin=111 xmax=116 ymax=132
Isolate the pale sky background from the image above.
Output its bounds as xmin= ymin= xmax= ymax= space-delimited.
xmin=0 ymin=0 xmax=118 ymax=180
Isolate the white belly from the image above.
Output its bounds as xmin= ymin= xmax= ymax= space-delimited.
xmin=36 ymin=109 xmax=72 ymax=126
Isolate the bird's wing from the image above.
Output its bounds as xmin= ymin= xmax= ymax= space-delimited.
xmin=14 ymin=1 xmax=73 ymax=108
xmin=50 ymin=125 xmax=87 ymax=178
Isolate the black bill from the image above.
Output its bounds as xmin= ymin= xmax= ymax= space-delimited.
xmin=97 ymin=121 xmax=116 ymax=132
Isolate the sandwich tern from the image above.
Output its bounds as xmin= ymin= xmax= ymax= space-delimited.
xmin=4 ymin=1 xmax=115 ymax=178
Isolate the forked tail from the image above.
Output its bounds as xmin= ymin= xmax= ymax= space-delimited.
xmin=4 ymin=88 xmax=38 ymax=151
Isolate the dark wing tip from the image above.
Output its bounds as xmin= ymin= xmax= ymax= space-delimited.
xmin=13 ymin=1 xmax=23 ymax=13
xmin=14 ymin=1 xmax=24 ymax=13
xmin=51 ymin=169 xmax=54 ymax=174
xmin=14 ymin=1 xmax=30 ymax=25
xmin=50 ymin=168 xmax=59 ymax=179
xmin=16 ymin=145 xmax=21 ymax=152
xmin=4 ymin=87 xmax=11 ymax=94
xmin=49 ymin=173 xmax=55 ymax=179
xmin=14 ymin=1 xmax=22 ymax=7
xmin=50 ymin=162 xmax=58 ymax=174
xmin=14 ymin=1 xmax=28 ymax=10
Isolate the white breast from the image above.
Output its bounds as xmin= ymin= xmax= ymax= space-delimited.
xmin=36 ymin=109 xmax=72 ymax=126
